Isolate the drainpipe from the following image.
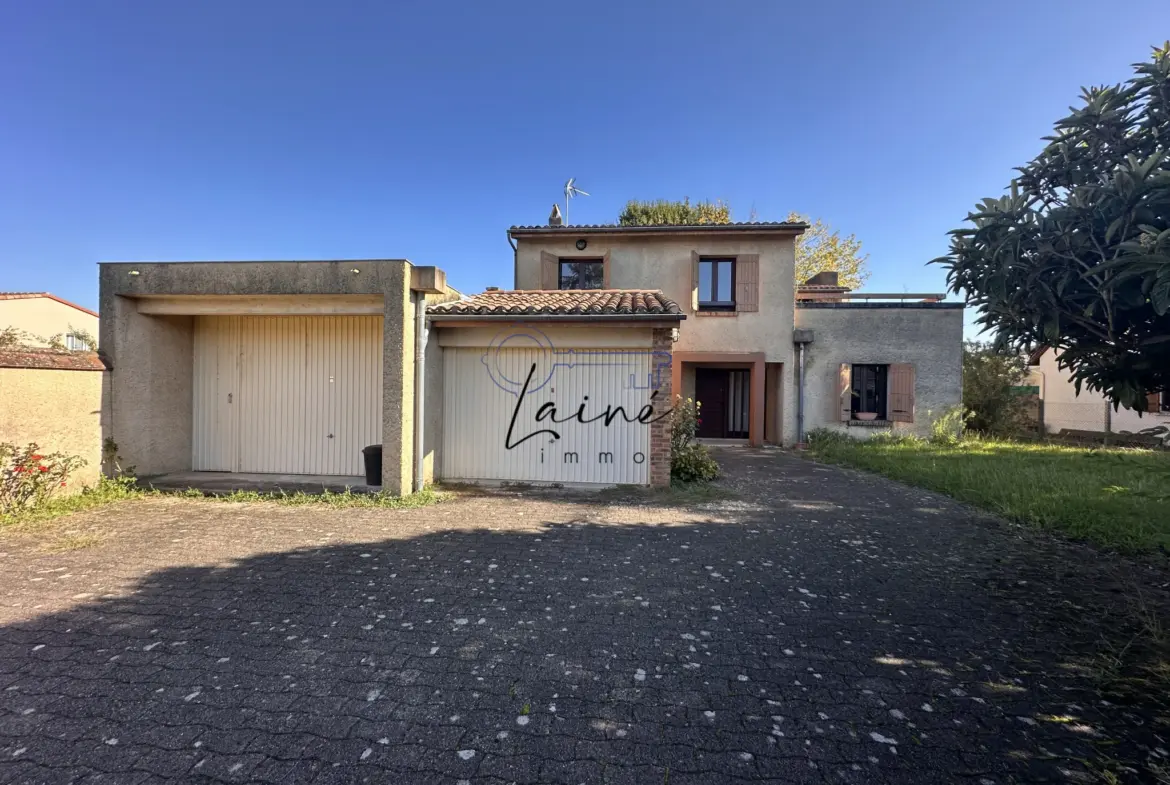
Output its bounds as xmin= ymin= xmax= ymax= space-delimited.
xmin=412 ymin=291 xmax=428 ymax=492
xmin=507 ymin=230 xmax=518 ymax=289
xmin=793 ymin=329 xmax=814 ymax=444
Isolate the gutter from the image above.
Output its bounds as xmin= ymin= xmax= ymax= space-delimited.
xmin=507 ymin=231 xmax=518 ymax=289
xmin=507 ymin=223 xmax=808 ymax=238
xmin=427 ymin=313 xmax=686 ymax=323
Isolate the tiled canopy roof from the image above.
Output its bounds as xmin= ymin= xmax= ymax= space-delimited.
xmin=428 ymin=289 xmax=683 ymax=318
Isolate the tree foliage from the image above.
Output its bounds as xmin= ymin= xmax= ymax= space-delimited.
xmin=934 ymin=44 xmax=1170 ymax=411
xmin=787 ymin=212 xmax=870 ymax=289
xmin=618 ymin=198 xmax=731 ymax=226
xmin=962 ymin=341 xmax=1032 ymax=436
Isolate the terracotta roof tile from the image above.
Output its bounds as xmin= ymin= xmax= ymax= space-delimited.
xmin=0 ymin=348 xmax=106 ymax=371
xmin=428 ymin=289 xmax=683 ymax=318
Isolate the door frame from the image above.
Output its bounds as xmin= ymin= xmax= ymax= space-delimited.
xmin=673 ymin=352 xmax=766 ymax=446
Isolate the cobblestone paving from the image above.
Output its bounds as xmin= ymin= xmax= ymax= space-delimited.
xmin=1 ymin=448 xmax=1168 ymax=784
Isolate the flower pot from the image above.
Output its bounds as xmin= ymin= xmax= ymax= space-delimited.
xmin=854 ymin=412 xmax=879 ymax=421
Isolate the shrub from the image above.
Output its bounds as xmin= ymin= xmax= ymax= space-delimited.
xmin=0 ymin=443 xmax=87 ymax=517
xmin=929 ymin=406 xmax=973 ymax=446
xmin=670 ymin=397 xmax=720 ymax=483
xmin=806 ymin=427 xmax=852 ymax=447
xmin=963 ymin=341 xmax=1032 ymax=436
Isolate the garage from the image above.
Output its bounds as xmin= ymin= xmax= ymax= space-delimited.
xmin=192 ymin=315 xmax=382 ymax=475
xmin=441 ymin=343 xmax=655 ymax=485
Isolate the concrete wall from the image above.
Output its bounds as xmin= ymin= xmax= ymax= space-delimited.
xmin=99 ymin=260 xmax=419 ymax=494
xmin=514 ymin=232 xmax=799 ymax=443
xmin=797 ymin=304 xmax=964 ymax=439
xmin=1034 ymin=348 xmax=1168 ymax=434
xmin=0 ymin=367 xmax=105 ymax=490
xmin=0 ymin=298 xmax=98 ymax=348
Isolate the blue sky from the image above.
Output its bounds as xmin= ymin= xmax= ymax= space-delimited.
xmin=2 ymin=0 xmax=1167 ymax=335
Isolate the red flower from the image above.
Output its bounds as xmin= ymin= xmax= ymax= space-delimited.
xmin=39 ymin=466 xmax=48 ymax=472
xmin=29 ymin=454 xmax=43 ymax=461
xmin=59 ymin=482 xmax=67 ymax=487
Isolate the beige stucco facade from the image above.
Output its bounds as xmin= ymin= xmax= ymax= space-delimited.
xmin=1031 ymin=348 xmax=1168 ymax=435
xmin=512 ymin=228 xmax=800 ymax=445
xmin=98 ymin=260 xmax=454 ymax=495
xmin=0 ymin=365 xmax=106 ymax=491
xmin=0 ymin=295 xmax=98 ymax=348
xmin=797 ymin=304 xmax=964 ymax=439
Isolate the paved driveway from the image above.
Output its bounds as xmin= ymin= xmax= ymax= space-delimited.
xmin=1 ymin=448 xmax=1167 ymax=784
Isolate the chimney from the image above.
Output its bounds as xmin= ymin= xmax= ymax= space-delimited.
xmin=804 ymin=270 xmax=839 ymax=287
xmin=485 ymin=286 xmax=500 ymax=292
xmin=548 ymin=203 xmax=564 ymax=226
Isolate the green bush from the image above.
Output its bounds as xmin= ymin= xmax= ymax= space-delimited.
xmin=670 ymin=396 xmax=720 ymax=483
xmin=0 ymin=443 xmax=87 ymax=517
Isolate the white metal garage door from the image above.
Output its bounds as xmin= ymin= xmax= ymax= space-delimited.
xmin=442 ymin=346 xmax=658 ymax=485
xmin=192 ymin=315 xmax=382 ymax=475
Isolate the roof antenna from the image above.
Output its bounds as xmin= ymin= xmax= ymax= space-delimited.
xmin=563 ymin=178 xmax=589 ymax=226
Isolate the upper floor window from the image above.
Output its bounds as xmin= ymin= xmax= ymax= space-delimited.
xmin=559 ymin=259 xmax=604 ymax=290
xmin=698 ymin=258 xmax=735 ymax=310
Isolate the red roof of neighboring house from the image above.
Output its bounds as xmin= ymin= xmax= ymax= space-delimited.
xmin=0 ymin=348 xmax=106 ymax=371
xmin=428 ymin=289 xmax=684 ymax=319
xmin=0 ymin=292 xmax=98 ymax=318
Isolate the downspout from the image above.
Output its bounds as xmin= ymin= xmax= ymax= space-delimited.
xmin=793 ymin=328 xmax=814 ymax=444
xmin=507 ymin=230 xmax=518 ymax=289
xmin=412 ymin=291 xmax=427 ymax=493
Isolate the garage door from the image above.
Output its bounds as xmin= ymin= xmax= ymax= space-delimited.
xmin=441 ymin=345 xmax=659 ymax=485
xmin=192 ymin=316 xmax=382 ymax=475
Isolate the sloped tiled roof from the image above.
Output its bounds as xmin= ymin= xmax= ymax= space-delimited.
xmin=0 ymin=292 xmax=98 ymax=317
xmin=428 ymin=289 xmax=683 ymax=319
xmin=0 ymin=348 xmax=106 ymax=371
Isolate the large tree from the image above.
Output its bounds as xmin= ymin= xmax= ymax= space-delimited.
xmin=617 ymin=200 xmax=870 ymax=288
xmin=934 ymin=44 xmax=1170 ymax=412
xmin=787 ymin=212 xmax=870 ymax=289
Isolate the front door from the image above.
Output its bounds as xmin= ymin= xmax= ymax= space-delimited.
xmin=695 ymin=368 xmax=750 ymax=439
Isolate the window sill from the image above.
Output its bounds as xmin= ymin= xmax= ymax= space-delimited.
xmin=696 ymin=310 xmax=738 ymax=317
xmin=847 ymin=419 xmax=893 ymax=427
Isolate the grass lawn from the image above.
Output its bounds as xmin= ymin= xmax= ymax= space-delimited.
xmin=807 ymin=435 xmax=1170 ymax=552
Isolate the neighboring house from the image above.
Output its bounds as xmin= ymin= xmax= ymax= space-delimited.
xmin=98 ymin=219 xmax=963 ymax=492
xmin=1028 ymin=346 xmax=1169 ymax=436
xmin=0 ymin=292 xmax=98 ymax=349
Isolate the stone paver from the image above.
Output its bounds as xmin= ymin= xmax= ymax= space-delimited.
xmin=1 ymin=447 xmax=1168 ymax=784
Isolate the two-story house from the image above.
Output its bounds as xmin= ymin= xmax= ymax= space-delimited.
xmin=428 ymin=220 xmax=964 ymax=487
xmin=98 ymin=218 xmax=962 ymax=495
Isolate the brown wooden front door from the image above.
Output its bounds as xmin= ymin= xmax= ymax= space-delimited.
xmin=695 ymin=368 xmax=751 ymax=439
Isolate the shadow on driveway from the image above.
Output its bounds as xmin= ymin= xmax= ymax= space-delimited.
xmin=0 ymin=448 xmax=1167 ymax=783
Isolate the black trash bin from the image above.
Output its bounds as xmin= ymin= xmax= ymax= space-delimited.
xmin=361 ymin=445 xmax=382 ymax=486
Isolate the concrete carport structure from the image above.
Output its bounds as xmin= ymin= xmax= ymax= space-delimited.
xmin=98 ymin=260 xmax=455 ymax=496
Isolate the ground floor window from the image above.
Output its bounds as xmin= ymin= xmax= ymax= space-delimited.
xmin=851 ymin=364 xmax=888 ymax=419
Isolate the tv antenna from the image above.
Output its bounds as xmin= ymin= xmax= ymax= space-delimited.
xmin=563 ymin=178 xmax=589 ymax=225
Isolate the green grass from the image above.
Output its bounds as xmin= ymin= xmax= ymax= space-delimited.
xmin=1 ymin=477 xmax=446 ymax=532
xmin=806 ymin=433 xmax=1170 ymax=552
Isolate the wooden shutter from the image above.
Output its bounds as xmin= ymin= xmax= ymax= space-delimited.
xmin=603 ymin=249 xmax=611 ymax=288
xmin=735 ymin=254 xmax=759 ymax=312
xmin=540 ymin=251 xmax=558 ymax=290
xmin=690 ymin=251 xmax=700 ymax=311
xmin=1147 ymin=391 xmax=1162 ymax=413
xmin=889 ymin=363 xmax=915 ymax=423
xmin=835 ymin=363 xmax=852 ymax=422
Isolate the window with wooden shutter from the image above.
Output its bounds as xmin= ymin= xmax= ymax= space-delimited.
xmin=835 ymin=363 xmax=852 ymax=422
xmin=735 ymin=254 xmax=759 ymax=312
xmin=690 ymin=251 xmax=700 ymax=312
xmin=888 ymin=363 xmax=915 ymax=423
xmin=540 ymin=251 xmax=558 ymax=290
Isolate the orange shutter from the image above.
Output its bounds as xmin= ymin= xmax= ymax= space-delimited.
xmin=836 ymin=363 xmax=852 ymax=422
xmin=541 ymin=251 xmax=558 ymax=290
xmin=1147 ymin=392 xmax=1162 ymax=413
xmin=889 ymin=363 xmax=915 ymax=422
xmin=735 ymin=254 xmax=759 ymax=312
xmin=691 ymin=251 xmax=700 ymax=311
